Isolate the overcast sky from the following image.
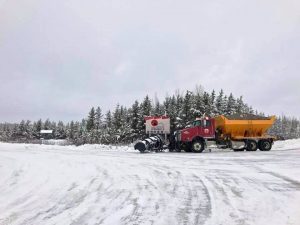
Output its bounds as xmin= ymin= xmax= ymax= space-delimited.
xmin=0 ymin=0 xmax=299 ymax=122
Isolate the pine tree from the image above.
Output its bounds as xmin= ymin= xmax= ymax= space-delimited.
xmin=226 ymin=93 xmax=236 ymax=115
xmin=105 ymin=111 xmax=112 ymax=129
xmin=56 ymin=121 xmax=66 ymax=139
xmin=179 ymin=91 xmax=193 ymax=128
xmin=236 ymin=96 xmax=244 ymax=114
xmin=141 ymin=95 xmax=152 ymax=117
xmin=33 ymin=119 xmax=42 ymax=139
xmin=113 ymin=104 xmax=122 ymax=132
xmin=95 ymin=107 xmax=103 ymax=130
xmin=215 ymin=89 xmax=224 ymax=115
xmin=43 ymin=119 xmax=52 ymax=130
xmin=221 ymin=95 xmax=228 ymax=115
xmin=18 ymin=120 xmax=26 ymax=136
xmin=290 ymin=118 xmax=298 ymax=139
xmin=203 ymin=92 xmax=211 ymax=116
xmin=210 ymin=90 xmax=217 ymax=116
xmin=191 ymin=92 xmax=204 ymax=118
xmin=86 ymin=107 xmax=96 ymax=131
xmin=130 ymin=100 xmax=140 ymax=141
xmin=67 ymin=121 xmax=75 ymax=140
xmin=137 ymin=95 xmax=152 ymax=138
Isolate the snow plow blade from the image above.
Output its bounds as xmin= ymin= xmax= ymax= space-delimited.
xmin=134 ymin=135 xmax=164 ymax=153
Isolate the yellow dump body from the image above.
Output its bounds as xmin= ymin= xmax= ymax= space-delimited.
xmin=214 ymin=115 xmax=276 ymax=140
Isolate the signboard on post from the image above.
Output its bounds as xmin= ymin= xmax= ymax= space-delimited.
xmin=144 ymin=116 xmax=170 ymax=134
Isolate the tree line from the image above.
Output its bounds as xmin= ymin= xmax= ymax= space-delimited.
xmin=0 ymin=87 xmax=299 ymax=145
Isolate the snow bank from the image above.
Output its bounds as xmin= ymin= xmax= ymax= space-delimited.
xmin=0 ymin=142 xmax=135 ymax=152
xmin=273 ymin=139 xmax=300 ymax=150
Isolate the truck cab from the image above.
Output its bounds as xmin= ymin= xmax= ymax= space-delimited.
xmin=180 ymin=118 xmax=215 ymax=143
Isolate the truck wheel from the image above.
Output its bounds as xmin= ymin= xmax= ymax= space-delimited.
xmin=192 ymin=140 xmax=204 ymax=153
xmin=259 ymin=140 xmax=272 ymax=151
xmin=246 ymin=140 xmax=258 ymax=151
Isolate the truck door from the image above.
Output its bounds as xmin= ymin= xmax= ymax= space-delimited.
xmin=202 ymin=119 xmax=215 ymax=138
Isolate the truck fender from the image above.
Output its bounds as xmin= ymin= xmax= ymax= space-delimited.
xmin=192 ymin=136 xmax=205 ymax=144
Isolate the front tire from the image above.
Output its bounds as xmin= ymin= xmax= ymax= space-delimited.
xmin=191 ymin=140 xmax=204 ymax=153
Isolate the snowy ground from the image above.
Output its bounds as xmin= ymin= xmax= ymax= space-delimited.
xmin=0 ymin=140 xmax=300 ymax=225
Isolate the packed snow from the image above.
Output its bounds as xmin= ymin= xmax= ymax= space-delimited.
xmin=0 ymin=140 xmax=300 ymax=225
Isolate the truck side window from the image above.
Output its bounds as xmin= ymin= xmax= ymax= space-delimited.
xmin=203 ymin=120 xmax=211 ymax=127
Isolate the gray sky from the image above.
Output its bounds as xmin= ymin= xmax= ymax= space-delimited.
xmin=0 ymin=0 xmax=300 ymax=122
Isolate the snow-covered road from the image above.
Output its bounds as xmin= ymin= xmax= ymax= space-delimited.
xmin=0 ymin=141 xmax=300 ymax=225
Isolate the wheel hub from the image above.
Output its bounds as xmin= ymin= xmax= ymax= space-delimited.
xmin=194 ymin=143 xmax=201 ymax=151
xmin=263 ymin=142 xmax=270 ymax=149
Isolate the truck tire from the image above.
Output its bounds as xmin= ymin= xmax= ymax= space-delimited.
xmin=246 ymin=140 xmax=258 ymax=151
xmin=191 ymin=140 xmax=204 ymax=153
xmin=258 ymin=140 xmax=272 ymax=151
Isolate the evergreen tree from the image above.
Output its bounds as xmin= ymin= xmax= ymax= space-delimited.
xmin=191 ymin=92 xmax=204 ymax=118
xmin=112 ymin=104 xmax=122 ymax=133
xmin=55 ymin=121 xmax=66 ymax=139
xmin=203 ymin=92 xmax=211 ymax=116
xmin=236 ymin=96 xmax=244 ymax=114
xmin=33 ymin=119 xmax=42 ymax=139
xmin=221 ymin=95 xmax=228 ymax=115
xmin=105 ymin=111 xmax=112 ymax=129
xmin=215 ymin=89 xmax=224 ymax=115
xmin=95 ymin=107 xmax=103 ymax=130
xmin=86 ymin=107 xmax=96 ymax=131
xmin=18 ymin=120 xmax=26 ymax=136
xmin=130 ymin=101 xmax=140 ymax=141
xmin=210 ymin=90 xmax=217 ymax=116
xmin=67 ymin=121 xmax=75 ymax=140
xmin=43 ymin=119 xmax=52 ymax=130
xmin=179 ymin=91 xmax=193 ymax=128
xmin=141 ymin=95 xmax=152 ymax=117
xmin=226 ymin=93 xmax=236 ymax=115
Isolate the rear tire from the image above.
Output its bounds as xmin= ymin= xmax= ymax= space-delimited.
xmin=258 ymin=140 xmax=272 ymax=151
xmin=246 ymin=140 xmax=258 ymax=151
xmin=191 ymin=140 xmax=204 ymax=153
